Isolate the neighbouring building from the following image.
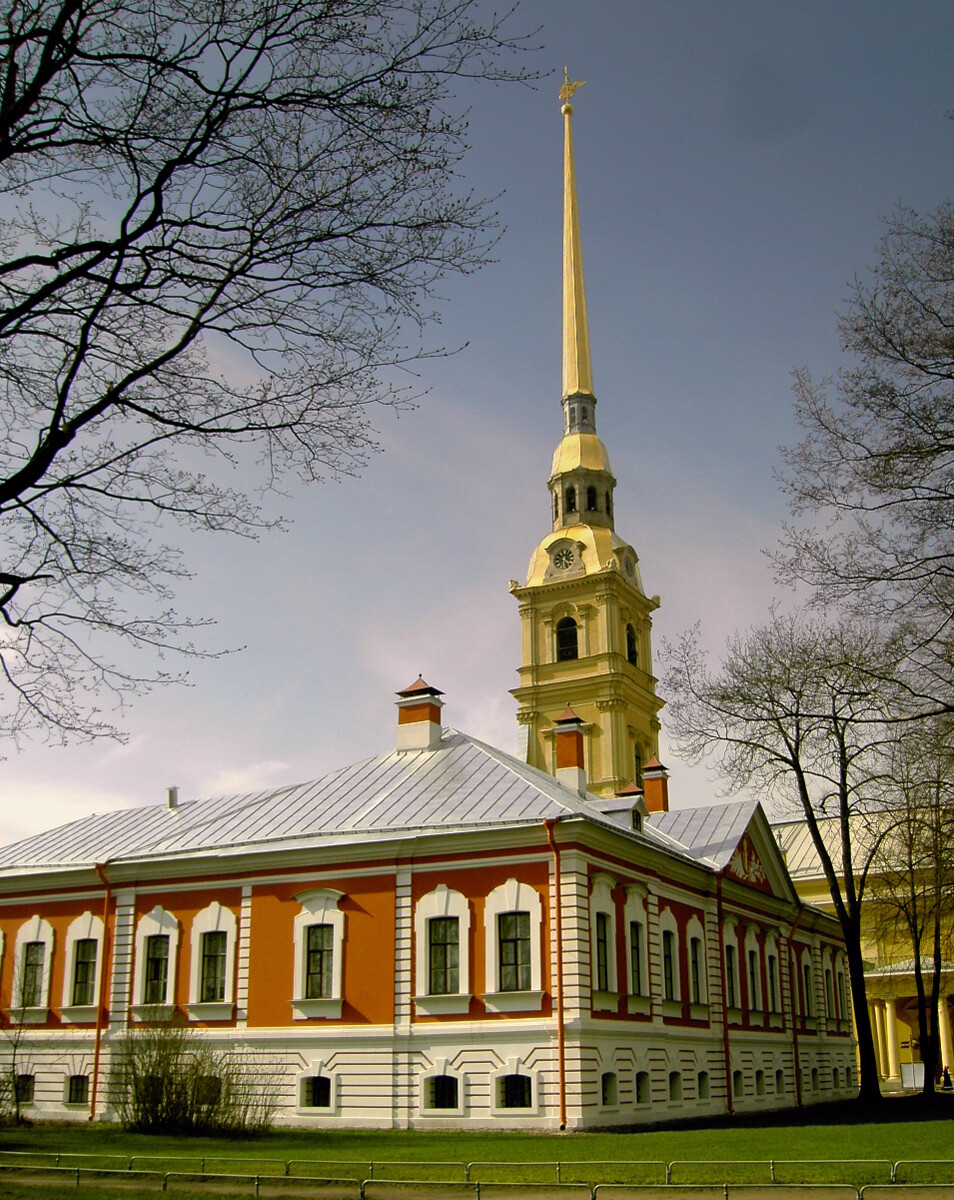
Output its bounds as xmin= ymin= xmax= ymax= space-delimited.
xmin=0 ymin=81 xmax=856 ymax=1128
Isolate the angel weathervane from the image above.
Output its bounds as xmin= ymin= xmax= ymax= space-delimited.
xmin=559 ymin=66 xmax=585 ymax=104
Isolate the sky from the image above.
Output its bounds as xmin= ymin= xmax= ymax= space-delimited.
xmin=3 ymin=0 xmax=954 ymax=845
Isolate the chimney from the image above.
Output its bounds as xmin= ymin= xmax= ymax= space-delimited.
xmin=641 ymin=756 xmax=670 ymax=813
xmin=167 ymin=785 xmax=179 ymax=811
xmin=554 ymin=705 xmax=587 ymax=794
xmin=396 ymin=676 xmax=445 ymax=751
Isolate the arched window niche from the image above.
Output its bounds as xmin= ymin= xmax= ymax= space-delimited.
xmin=556 ymin=617 xmax=579 ymax=662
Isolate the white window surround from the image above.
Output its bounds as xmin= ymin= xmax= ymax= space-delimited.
xmin=419 ymin=1057 xmax=467 ymax=1117
xmin=624 ymin=885 xmax=650 ymax=1015
xmin=764 ymin=930 xmax=782 ymax=1023
xmin=187 ymin=900 xmax=237 ymax=1021
xmin=657 ymin=906 xmax=681 ymax=1013
xmin=292 ymin=889 xmax=345 ymax=1020
xmin=13 ymin=916 xmax=54 ymax=1022
xmin=686 ymin=914 xmax=708 ymax=1013
xmin=723 ymin=922 xmax=741 ymax=1015
xmin=413 ymin=885 xmax=471 ymax=1015
xmin=490 ymin=1058 xmax=539 ymax=1118
xmin=589 ymin=873 xmax=618 ymax=1011
xmin=800 ymin=947 xmax=816 ymax=1018
xmin=60 ymin=911 xmax=105 ymax=1024
xmin=483 ymin=878 xmax=544 ymax=1012
xmin=295 ymin=1058 xmax=339 ymax=1116
xmin=132 ymin=905 xmax=180 ymax=1020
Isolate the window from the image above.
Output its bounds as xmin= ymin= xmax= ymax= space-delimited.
xmin=144 ymin=935 xmax=169 ymax=1005
xmin=292 ymin=889 xmax=345 ymax=1020
xmin=626 ymin=624 xmax=638 ymax=666
xmin=755 ymin=1069 xmax=765 ymax=1096
xmin=302 ymin=1075 xmax=332 ymax=1108
xmin=732 ymin=1069 xmax=744 ymax=1098
xmin=71 ymin=939 xmax=97 ymax=1007
xmin=747 ymin=946 xmax=761 ymax=1011
xmin=305 ymin=925 xmax=334 ymax=999
xmin=630 ymin=921 xmax=643 ymax=996
xmin=725 ymin=943 xmax=738 ymax=1009
xmin=601 ymin=1071 xmax=618 ymax=1107
xmin=188 ymin=901 xmax=237 ymax=1018
xmin=686 ymin=919 xmax=707 ymax=1008
xmin=635 ymin=1070 xmax=651 ymax=1105
xmin=581 ymin=406 xmax=588 ymax=423
xmin=802 ymin=959 xmax=814 ymax=1017
xmin=498 ymin=912 xmax=531 ymax=992
xmin=595 ymin=912 xmax=609 ymax=993
xmin=13 ymin=916 xmax=53 ymax=1017
xmin=133 ymin=906 xmax=179 ymax=1017
xmin=668 ymin=1071 xmax=682 ymax=1101
xmin=61 ymin=911 xmax=105 ymax=1021
xmin=553 ymin=492 xmax=559 ymax=521
xmin=825 ymin=966 xmax=835 ymax=1017
xmin=430 ymin=1075 xmax=459 ymax=1109
xmin=414 ymin=885 xmax=471 ymax=1014
xmin=775 ymin=1068 xmax=785 ymax=1095
xmin=634 ymin=746 xmax=643 ymax=786
xmin=483 ymin=879 xmax=543 ymax=1011
xmin=697 ymin=1070 xmax=710 ymax=1100
xmin=586 ymin=485 xmax=597 ymax=511
xmin=837 ymin=969 xmax=848 ymax=1020
xmin=556 ymin=617 xmax=578 ymax=661
xmin=194 ymin=1075 xmax=221 ymax=1109
xmin=566 ymin=485 xmax=577 ymax=513
xmin=500 ymin=1074 xmax=531 ymax=1108
xmin=428 ymin=917 xmax=459 ymax=996
xmin=811 ymin=1066 xmax=819 ymax=1092
xmin=15 ymin=1074 xmax=34 ymax=1104
xmin=767 ymin=953 xmax=779 ymax=1013
xmin=833 ymin=1066 xmax=841 ymax=1089
xmin=605 ymin=491 xmax=612 ymax=517
xmin=67 ymin=1075 xmax=89 ymax=1105
xmin=200 ymin=931 xmax=227 ymax=1003
xmin=21 ymin=943 xmax=44 ymax=1008
xmin=662 ymin=930 xmax=676 ymax=1002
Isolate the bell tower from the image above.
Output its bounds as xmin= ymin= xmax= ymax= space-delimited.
xmin=510 ymin=74 xmax=663 ymax=798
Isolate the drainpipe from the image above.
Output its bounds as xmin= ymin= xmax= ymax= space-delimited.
xmin=716 ymin=873 xmax=734 ymax=1115
xmin=543 ymin=819 xmax=567 ymax=1130
xmin=787 ymin=906 xmax=806 ymax=1108
xmin=90 ymin=864 xmax=113 ymax=1121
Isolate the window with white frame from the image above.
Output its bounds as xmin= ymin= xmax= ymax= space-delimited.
xmin=824 ymin=956 xmax=835 ymax=1018
xmin=187 ymin=901 xmax=237 ymax=1020
xmin=589 ymin=873 xmax=618 ymax=1009
xmin=292 ymin=889 xmax=345 ymax=1020
xmin=13 ymin=916 xmax=54 ymax=1021
xmin=801 ymin=951 xmax=815 ymax=1018
xmin=836 ymin=961 xmax=848 ymax=1022
xmin=295 ymin=1058 xmax=338 ymax=1115
xmin=414 ymin=885 xmax=471 ymax=1015
xmin=744 ymin=926 xmax=762 ymax=1013
xmin=419 ymin=1058 xmax=466 ymax=1116
xmin=657 ymin=908 xmax=680 ymax=1009
xmin=686 ymin=915 xmax=707 ymax=1009
xmin=483 ymin=879 xmax=543 ymax=1012
xmin=764 ymin=931 xmax=781 ymax=1016
xmin=132 ymin=905 xmax=179 ymax=1017
xmin=623 ymin=885 xmax=649 ymax=1012
xmin=490 ymin=1059 xmax=537 ymax=1116
xmin=61 ymin=911 xmax=105 ymax=1023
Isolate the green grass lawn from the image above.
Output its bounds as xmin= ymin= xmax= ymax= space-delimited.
xmin=0 ymin=1094 xmax=951 ymax=1197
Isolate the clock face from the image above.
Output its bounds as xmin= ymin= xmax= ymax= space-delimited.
xmin=554 ymin=547 xmax=574 ymax=570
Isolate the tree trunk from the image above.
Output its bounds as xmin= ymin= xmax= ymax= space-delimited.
xmin=844 ymin=913 xmax=882 ymax=1103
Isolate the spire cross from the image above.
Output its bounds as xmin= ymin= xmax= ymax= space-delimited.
xmin=559 ymin=66 xmax=585 ymax=104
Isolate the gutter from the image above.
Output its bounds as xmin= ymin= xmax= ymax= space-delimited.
xmin=787 ymin=905 xmax=806 ymax=1108
xmin=543 ymin=819 xmax=567 ymax=1130
xmin=90 ymin=863 xmax=113 ymax=1121
xmin=716 ymin=872 xmax=734 ymax=1115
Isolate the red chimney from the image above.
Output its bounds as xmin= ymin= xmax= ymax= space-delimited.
xmin=554 ymin=705 xmax=587 ymax=794
xmin=641 ymin=755 xmax=669 ymax=813
xmin=395 ymin=676 xmax=444 ymax=751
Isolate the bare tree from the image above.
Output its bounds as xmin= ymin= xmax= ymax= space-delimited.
xmin=662 ymin=610 xmax=908 ymax=1104
xmin=0 ymin=0 xmax=534 ymax=743
xmin=868 ymin=718 xmax=954 ymax=1096
xmin=778 ymin=201 xmax=954 ymax=713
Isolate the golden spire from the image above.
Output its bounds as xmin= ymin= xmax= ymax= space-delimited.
xmin=561 ymin=68 xmax=594 ymax=400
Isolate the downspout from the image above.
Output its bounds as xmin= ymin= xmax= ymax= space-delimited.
xmin=90 ymin=864 xmax=113 ymax=1121
xmin=787 ymin=906 xmax=806 ymax=1108
xmin=543 ymin=819 xmax=567 ymax=1130
xmin=716 ymin=873 xmax=734 ymax=1115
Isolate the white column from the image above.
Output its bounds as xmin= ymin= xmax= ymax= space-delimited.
xmin=870 ymin=1002 xmax=885 ymax=1077
xmin=938 ymin=996 xmax=954 ymax=1072
xmin=885 ymin=998 xmax=901 ymax=1081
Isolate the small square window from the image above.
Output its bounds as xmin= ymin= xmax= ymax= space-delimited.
xmin=500 ymin=1073 xmax=531 ymax=1108
xmin=194 ymin=1075 xmax=221 ymax=1108
xmin=15 ymin=1074 xmax=35 ymax=1104
xmin=430 ymin=1075 xmax=459 ymax=1109
xmin=635 ymin=1070 xmax=651 ymax=1105
xmin=302 ymin=1075 xmax=332 ymax=1108
xmin=67 ymin=1075 xmax=89 ymax=1105
xmin=600 ymin=1071 xmax=617 ymax=1106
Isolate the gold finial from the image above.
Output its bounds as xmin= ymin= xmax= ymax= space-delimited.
xmin=559 ymin=66 xmax=585 ymax=104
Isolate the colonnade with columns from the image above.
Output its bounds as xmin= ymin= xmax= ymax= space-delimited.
xmin=867 ymin=993 xmax=954 ymax=1082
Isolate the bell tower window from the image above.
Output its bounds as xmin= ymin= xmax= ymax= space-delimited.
xmin=626 ymin=624 xmax=638 ymax=666
xmin=586 ymin=486 xmax=597 ymax=511
xmin=606 ymin=492 xmax=612 ymax=517
xmin=553 ymin=492 xmax=559 ymax=521
xmin=566 ymin=486 xmax=577 ymax=513
xmin=556 ymin=617 xmax=579 ymax=661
